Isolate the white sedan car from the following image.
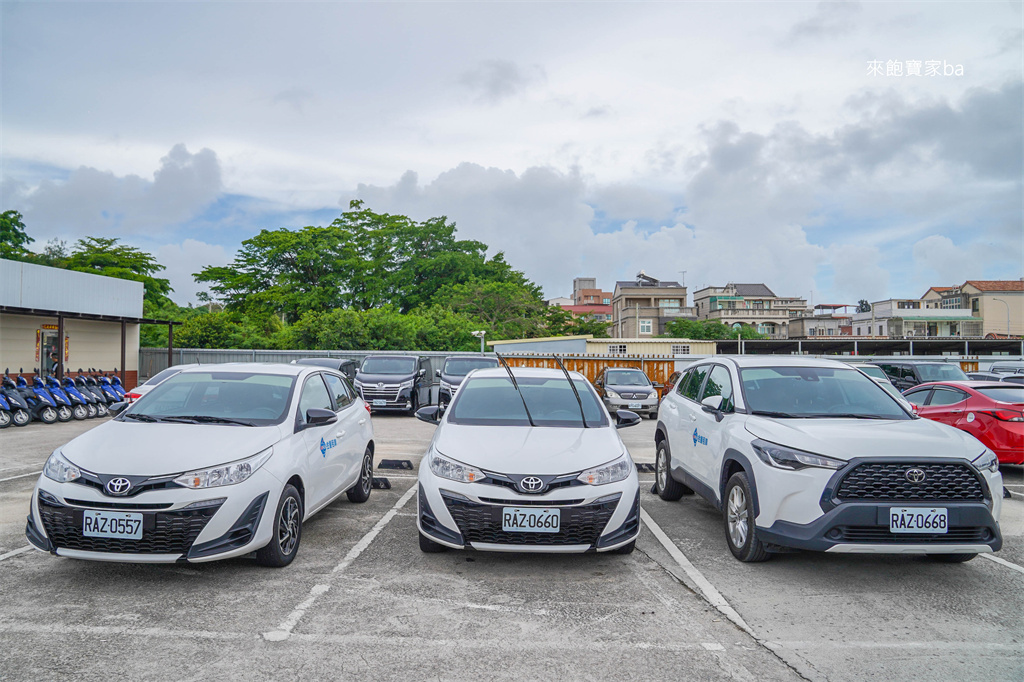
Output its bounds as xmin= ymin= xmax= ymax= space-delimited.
xmin=26 ymin=363 xmax=374 ymax=567
xmin=416 ymin=366 xmax=642 ymax=554
xmin=655 ymin=357 xmax=1003 ymax=563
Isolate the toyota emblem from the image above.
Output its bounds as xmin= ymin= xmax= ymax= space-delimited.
xmin=905 ymin=468 xmax=926 ymax=484
xmin=377 ymin=382 xmax=385 ymax=389
xmin=519 ymin=476 xmax=544 ymax=493
xmin=105 ymin=477 xmax=132 ymax=496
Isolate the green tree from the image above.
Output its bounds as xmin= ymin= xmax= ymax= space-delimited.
xmin=175 ymin=310 xmax=286 ymax=349
xmin=442 ymin=279 xmax=547 ymax=340
xmin=0 ymin=210 xmax=34 ymax=260
xmin=64 ymin=237 xmax=173 ymax=308
xmin=664 ymin=319 xmax=767 ymax=340
xmin=856 ymin=299 xmax=871 ymax=313
xmin=543 ymin=306 xmax=611 ymax=338
xmin=35 ymin=239 xmax=69 ymax=267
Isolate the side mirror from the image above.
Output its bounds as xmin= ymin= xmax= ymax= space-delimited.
xmin=305 ymin=408 xmax=337 ymax=427
xmin=418 ymin=368 xmax=426 ymax=377
xmin=700 ymin=395 xmax=725 ymax=421
xmin=435 ymin=369 xmax=441 ymax=377
xmin=109 ymin=401 xmax=130 ymax=416
xmin=615 ymin=409 xmax=642 ymax=429
xmin=415 ymin=405 xmax=441 ymax=424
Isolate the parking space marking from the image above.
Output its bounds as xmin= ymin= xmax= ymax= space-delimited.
xmin=0 ymin=545 xmax=34 ymax=562
xmin=263 ymin=485 xmax=417 ymax=642
xmin=0 ymin=621 xmax=252 ymax=642
xmin=980 ymin=553 xmax=1024 ymax=575
xmin=640 ymin=507 xmax=754 ymax=636
xmin=0 ymin=470 xmax=41 ymax=483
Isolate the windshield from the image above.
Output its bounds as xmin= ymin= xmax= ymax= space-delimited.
xmin=443 ymin=357 xmax=499 ymax=377
xmin=740 ymin=366 xmax=911 ymax=419
xmin=856 ymin=365 xmax=887 ymax=381
xmin=125 ymin=372 xmax=297 ymax=426
xmin=447 ymin=376 xmax=607 ymax=427
xmin=143 ymin=366 xmax=184 ymax=386
xmin=361 ymin=357 xmax=417 ymax=375
xmin=605 ymin=370 xmax=651 ymax=387
xmin=916 ymin=364 xmax=968 ymax=382
xmin=976 ymin=386 xmax=1024 ymax=403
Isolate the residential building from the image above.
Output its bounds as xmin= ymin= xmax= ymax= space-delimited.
xmin=851 ymin=298 xmax=981 ymax=338
xmin=610 ymin=272 xmax=697 ymax=338
xmin=788 ymin=305 xmax=853 ymax=339
xmin=922 ymin=280 xmax=1023 ymax=338
xmin=692 ymin=283 xmax=809 ymax=338
xmin=560 ymin=305 xmax=613 ymax=323
xmin=572 ymin=277 xmax=613 ymax=307
xmin=488 ymin=334 xmax=715 ymax=357
xmin=546 ymin=296 xmax=573 ymax=307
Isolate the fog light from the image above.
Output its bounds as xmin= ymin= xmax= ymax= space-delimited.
xmin=826 ymin=528 xmax=842 ymax=540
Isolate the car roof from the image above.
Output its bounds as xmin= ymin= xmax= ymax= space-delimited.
xmin=701 ymin=356 xmax=853 ymax=369
xmin=470 ymin=367 xmax=587 ymax=380
xmin=907 ymin=380 xmax=1010 ymax=390
xmin=176 ymin=362 xmax=315 ymax=377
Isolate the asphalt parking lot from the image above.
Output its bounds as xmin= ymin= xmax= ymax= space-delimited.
xmin=1 ymin=416 xmax=1021 ymax=681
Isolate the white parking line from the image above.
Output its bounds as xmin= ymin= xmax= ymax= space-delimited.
xmin=0 ymin=545 xmax=34 ymax=562
xmin=980 ymin=553 xmax=1024 ymax=575
xmin=640 ymin=507 xmax=754 ymax=636
xmin=0 ymin=470 xmax=42 ymax=483
xmin=263 ymin=485 xmax=417 ymax=642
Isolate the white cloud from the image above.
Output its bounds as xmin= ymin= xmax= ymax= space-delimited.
xmin=156 ymin=239 xmax=231 ymax=305
xmin=911 ymin=235 xmax=989 ymax=289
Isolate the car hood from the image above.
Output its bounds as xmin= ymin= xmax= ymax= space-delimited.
xmin=743 ymin=416 xmax=983 ymax=461
xmin=440 ymin=373 xmax=468 ymax=385
xmin=60 ymin=421 xmax=285 ymax=476
xmin=606 ymin=384 xmax=655 ymax=394
xmin=356 ymin=372 xmax=415 ymax=384
xmin=433 ymin=425 xmax=626 ymax=474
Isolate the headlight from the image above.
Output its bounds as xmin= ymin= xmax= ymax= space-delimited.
xmin=43 ymin=451 xmax=81 ymax=483
xmin=577 ymin=454 xmax=632 ymax=485
xmin=973 ymin=449 xmax=999 ymax=473
xmin=428 ymin=450 xmax=486 ymax=483
xmin=440 ymin=380 xmax=451 ymax=391
xmin=605 ymin=389 xmax=620 ymax=399
xmin=353 ymin=379 xmax=364 ymax=390
xmin=399 ymin=379 xmax=415 ymax=390
xmin=174 ymin=448 xmax=273 ymax=489
xmin=752 ymin=439 xmax=845 ymax=471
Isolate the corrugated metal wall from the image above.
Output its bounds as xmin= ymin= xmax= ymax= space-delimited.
xmin=0 ymin=258 xmax=144 ymax=318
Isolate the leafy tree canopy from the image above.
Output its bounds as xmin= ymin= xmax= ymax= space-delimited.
xmin=856 ymin=299 xmax=871 ymax=313
xmin=543 ymin=306 xmax=611 ymax=338
xmin=62 ymin=237 xmax=173 ymax=308
xmin=0 ymin=210 xmax=34 ymax=260
xmin=664 ymin=318 xmax=767 ymax=340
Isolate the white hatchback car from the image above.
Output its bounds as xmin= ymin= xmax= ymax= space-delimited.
xmin=26 ymin=363 xmax=375 ymax=567
xmin=416 ymin=366 xmax=642 ymax=554
xmin=655 ymin=357 xmax=1003 ymax=563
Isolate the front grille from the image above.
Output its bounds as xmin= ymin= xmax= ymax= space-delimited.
xmin=618 ymin=392 xmax=652 ymax=400
xmin=477 ymin=497 xmax=585 ymax=506
xmin=836 ymin=463 xmax=985 ymax=502
xmin=442 ymin=493 xmax=617 ymax=546
xmin=834 ymin=526 xmax=991 ymax=544
xmin=482 ymin=478 xmax=579 ymax=495
xmin=38 ymin=494 xmax=220 ymax=554
xmin=72 ymin=472 xmax=180 ymax=498
xmin=360 ymin=386 xmax=400 ymax=401
xmin=64 ymin=498 xmax=173 ymax=511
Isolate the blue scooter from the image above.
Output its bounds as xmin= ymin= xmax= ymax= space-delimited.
xmin=0 ymin=390 xmax=12 ymax=428
xmin=62 ymin=375 xmax=98 ymax=418
xmin=44 ymin=373 xmax=87 ymax=420
xmin=76 ymin=370 xmax=110 ymax=417
xmin=110 ymin=369 xmax=128 ymax=399
xmin=92 ymin=369 xmax=122 ymax=403
xmin=16 ymin=368 xmax=58 ymax=424
xmin=1 ymin=369 xmax=32 ymax=427
xmin=35 ymin=370 xmax=73 ymax=422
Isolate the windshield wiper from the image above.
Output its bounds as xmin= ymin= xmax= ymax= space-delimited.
xmin=804 ymin=413 xmax=890 ymax=420
xmin=121 ymin=413 xmax=161 ymax=423
xmin=749 ymin=410 xmax=799 ymax=418
xmin=552 ymin=354 xmax=588 ymax=428
xmin=495 ymin=353 xmax=536 ymax=427
xmin=163 ymin=415 xmax=256 ymax=426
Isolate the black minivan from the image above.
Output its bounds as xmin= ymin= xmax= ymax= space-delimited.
xmin=436 ymin=356 xmax=499 ymax=407
xmin=871 ymin=361 xmax=968 ymax=391
xmin=354 ymin=355 xmax=431 ymax=414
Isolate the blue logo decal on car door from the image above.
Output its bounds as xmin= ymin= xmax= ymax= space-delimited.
xmin=693 ymin=428 xmax=708 ymax=446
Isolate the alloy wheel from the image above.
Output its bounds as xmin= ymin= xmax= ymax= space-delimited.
xmin=277 ymin=497 xmax=300 ymax=555
xmin=361 ymin=454 xmax=372 ymax=494
xmin=656 ymin=449 xmax=667 ymax=491
xmin=727 ymin=485 xmax=749 ymax=549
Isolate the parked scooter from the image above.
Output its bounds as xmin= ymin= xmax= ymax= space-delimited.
xmin=62 ymin=375 xmax=98 ymax=418
xmin=109 ymin=369 xmax=128 ymax=399
xmin=0 ymin=389 xmax=12 ymax=428
xmin=34 ymin=370 xmax=73 ymax=422
xmin=1 ymin=369 xmax=32 ymax=426
xmin=45 ymin=373 xmax=88 ymax=420
xmin=76 ymin=370 xmax=110 ymax=417
xmin=91 ymin=369 xmax=122 ymax=403
xmin=16 ymin=368 xmax=58 ymax=424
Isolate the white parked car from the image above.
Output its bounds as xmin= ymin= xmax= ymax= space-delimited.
xmin=124 ymin=364 xmax=198 ymax=402
xmin=26 ymin=363 xmax=375 ymax=567
xmin=415 ymin=366 xmax=642 ymax=554
xmin=655 ymin=357 xmax=1003 ymax=563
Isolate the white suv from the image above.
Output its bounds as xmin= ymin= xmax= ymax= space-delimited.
xmin=654 ymin=357 xmax=1003 ymax=563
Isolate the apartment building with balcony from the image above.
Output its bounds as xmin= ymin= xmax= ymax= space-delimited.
xmin=851 ymin=298 xmax=981 ymax=338
xmin=611 ymin=272 xmax=696 ymax=338
xmin=922 ymin=280 xmax=1023 ymax=338
xmin=692 ymin=283 xmax=808 ymax=338
xmin=787 ymin=304 xmax=854 ymax=339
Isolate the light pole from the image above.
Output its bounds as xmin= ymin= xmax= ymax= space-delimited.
xmin=992 ymin=298 xmax=1011 ymax=338
xmin=471 ymin=330 xmax=487 ymax=354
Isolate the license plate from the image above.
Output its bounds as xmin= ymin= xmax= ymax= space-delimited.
xmin=83 ymin=510 xmax=143 ymax=539
xmin=372 ymin=399 xmax=387 ymax=407
xmin=889 ymin=507 xmax=947 ymax=534
xmin=628 ymin=402 xmax=642 ymax=409
xmin=502 ymin=507 xmax=560 ymax=533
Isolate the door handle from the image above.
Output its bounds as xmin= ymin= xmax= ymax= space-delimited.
xmin=336 ymin=430 xmax=346 ymax=438
xmin=950 ymin=409 xmax=963 ymax=414
xmin=689 ymin=414 xmax=697 ymax=422
xmin=358 ymin=419 xmax=366 ymax=425
xmin=666 ymin=403 xmax=677 ymax=410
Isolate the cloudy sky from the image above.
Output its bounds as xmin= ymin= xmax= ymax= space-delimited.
xmin=2 ymin=1 xmax=1021 ymax=307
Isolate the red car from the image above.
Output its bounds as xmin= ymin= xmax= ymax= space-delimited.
xmin=903 ymin=381 xmax=1024 ymax=465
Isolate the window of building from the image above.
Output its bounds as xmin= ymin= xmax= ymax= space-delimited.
xmin=608 ymin=344 xmax=627 ymax=354
xmin=658 ymin=299 xmax=680 ymax=307
xmin=971 ymin=298 xmax=979 ymax=312
xmin=878 ymin=325 xmax=883 ymax=336
xmin=639 ymin=319 xmax=652 ymax=334
xmin=603 ymin=298 xmax=610 ymax=304
xmin=670 ymin=344 xmax=690 ymax=355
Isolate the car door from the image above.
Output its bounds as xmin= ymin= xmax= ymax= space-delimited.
xmin=296 ymin=372 xmax=342 ymax=511
xmin=323 ymin=372 xmax=367 ymax=494
xmin=667 ymin=364 xmax=711 ymax=483
xmin=690 ymin=364 xmax=734 ymax=492
xmin=922 ymin=387 xmax=970 ymax=426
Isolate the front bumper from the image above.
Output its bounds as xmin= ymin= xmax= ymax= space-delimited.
xmin=604 ymin=396 xmax=658 ymax=416
xmin=417 ymin=466 xmax=640 ymax=553
xmin=358 ymin=386 xmax=415 ymax=412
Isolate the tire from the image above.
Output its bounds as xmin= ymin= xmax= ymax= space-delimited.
xmin=648 ymin=411 xmax=658 ymax=420
xmin=408 ymin=392 xmax=419 ymax=416
xmin=611 ymin=540 xmax=636 ymax=555
xmin=724 ymin=472 xmax=770 ymax=562
xmin=95 ymin=403 xmax=109 ymax=417
xmin=419 ymin=530 xmax=447 ymax=553
xmin=0 ymin=410 xmax=10 ymax=429
xmin=56 ymin=405 xmax=73 ymax=422
xmin=12 ymin=409 xmax=30 ymax=427
xmin=85 ymin=403 xmax=98 ymax=418
xmin=256 ymin=485 xmax=303 ymax=568
xmin=655 ymin=441 xmax=691 ymax=501
xmin=72 ymin=404 xmax=88 ymax=420
xmin=927 ymin=553 xmax=977 ymax=563
xmin=346 ymin=448 xmax=373 ymax=503
xmin=39 ymin=406 xmax=58 ymax=424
